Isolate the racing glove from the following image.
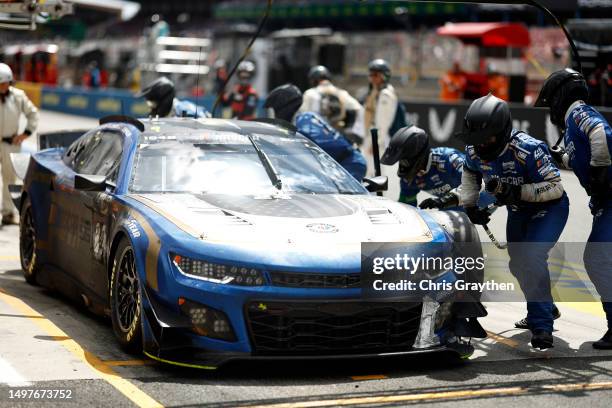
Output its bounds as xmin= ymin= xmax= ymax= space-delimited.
xmin=465 ymin=206 xmax=491 ymax=226
xmin=485 ymin=179 xmax=522 ymax=206
xmin=589 ymin=165 xmax=610 ymax=216
xmin=419 ymin=193 xmax=459 ymax=210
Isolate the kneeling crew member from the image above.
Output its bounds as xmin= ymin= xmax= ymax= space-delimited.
xmin=380 ymin=125 xmax=495 ymax=210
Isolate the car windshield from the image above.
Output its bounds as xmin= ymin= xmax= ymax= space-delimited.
xmin=129 ymin=127 xmax=367 ymax=195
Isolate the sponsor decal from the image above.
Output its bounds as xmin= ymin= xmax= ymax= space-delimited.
xmin=502 ymin=161 xmax=515 ymax=172
xmin=517 ymin=151 xmax=528 ymax=161
xmin=429 ymin=184 xmax=452 ymax=195
xmin=538 ymin=163 xmax=555 ymax=177
xmin=306 ymin=223 xmax=339 ymax=233
xmin=430 ymin=174 xmax=441 ymax=183
xmin=500 ymin=176 xmax=524 ymax=185
xmin=534 ymin=147 xmax=544 ymax=160
xmin=429 ymin=108 xmax=457 ymax=143
xmin=125 ymin=219 xmax=142 ymax=238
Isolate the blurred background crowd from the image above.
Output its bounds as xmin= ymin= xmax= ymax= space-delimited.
xmin=1 ymin=0 xmax=612 ymax=108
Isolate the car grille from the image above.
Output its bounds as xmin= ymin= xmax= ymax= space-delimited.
xmin=246 ymin=301 xmax=423 ymax=355
xmin=269 ymin=271 xmax=361 ymax=289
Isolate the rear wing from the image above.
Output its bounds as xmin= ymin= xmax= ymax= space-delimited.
xmin=38 ymin=130 xmax=87 ymax=150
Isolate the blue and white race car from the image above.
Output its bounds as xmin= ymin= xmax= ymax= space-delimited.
xmin=13 ymin=116 xmax=486 ymax=369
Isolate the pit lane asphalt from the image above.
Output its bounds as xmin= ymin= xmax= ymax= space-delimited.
xmin=0 ymin=111 xmax=611 ymax=408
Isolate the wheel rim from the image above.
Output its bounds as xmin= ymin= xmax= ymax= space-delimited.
xmin=20 ymin=207 xmax=35 ymax=271
xmin=116 ymin=247 xmax=140 ymax=332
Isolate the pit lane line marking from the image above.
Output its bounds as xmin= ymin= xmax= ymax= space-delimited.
xmin=243 ymin=381 xmax=612 ymax=408
xmin=0 ymin=256 xmax=19 ymax=261
xmin=0 ymin=288 xmax=163 ymax=408
xmin=350 ymin=375 xmax=388 ymax=381
xmin=485 ymin=331 xmax=519 ymax=348
xmin=0 ymin=356 xmax=32 ymax=387
xmin=103 ymin=360 xmax=156 ymax=367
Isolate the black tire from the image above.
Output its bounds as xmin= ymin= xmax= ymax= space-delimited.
xmin=19 ymin=196 xmax=40 ymax=285
xmin=110 ymin=238 xmax=142 ymax=353
xmin=428 ymin=210 xmax=484 ymax=299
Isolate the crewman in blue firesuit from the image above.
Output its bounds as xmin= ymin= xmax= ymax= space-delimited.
xmin=458 ymin=94 xmax=569 ymax=350
xmin=263 ymin=84 xmax=367 ymax=181
xmin=138 ymin=77 xmax=208 ymax=118
xmin=536 ymin=68 xmax=612 ymax=349
xmin=379 ymin=125 xmax=495 ymax=210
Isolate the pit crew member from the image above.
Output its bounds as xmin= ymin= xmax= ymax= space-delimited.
xmin=223 ymin=60 xmax=259 ymax=120
xmin=299 ymin=65 xmax=365 ymax=144
xmin=138 ymin=76 xmax=208 ymax=118
xmin=380 ymin=125 xmax=495 ymax=210
xmin=458 ymin=94 xmax=568 ymax=350
xmin=0 ymin=63 xmax=38 ymax=225
xmin=264 ymin=84 xmax=367 ymax=181
xmin=535 ymin=68 xmax=612 ymax=349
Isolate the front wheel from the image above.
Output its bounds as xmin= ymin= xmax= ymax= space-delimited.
xmin=20 ymin=197 xmax=40 ymax=285
xmin=110 ymin=238 xmax=142 ymax=353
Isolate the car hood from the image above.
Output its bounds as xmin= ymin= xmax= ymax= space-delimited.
xmin=129 ymin=193 xmax=433 ymax=247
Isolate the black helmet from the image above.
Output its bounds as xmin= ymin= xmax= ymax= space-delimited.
xmin=308 ymin=65 xmax=331 ymax=87
xmin=459 ymin=94 xmax=512 ymax=161
xmin=381 ymin=126 xmax=430 ymax=183
xmin=264 ymin=84 xmax=303 ymax=122
xmin=138 ymin=76 xmax=175 ymax=117
xmin=368 ymin=58 xmax=391 ymax=82
xmin=535 ymin=68 xmax=588 ymax=129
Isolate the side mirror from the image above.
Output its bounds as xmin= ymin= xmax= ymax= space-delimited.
xmin=362 ymin=176 xmax=388 ymax=193
xmin=75 ymin=174 xmax=108 ymax=192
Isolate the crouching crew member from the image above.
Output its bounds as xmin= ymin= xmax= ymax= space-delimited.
xmin=536 ymin=68 xmax=612 ymax=349
xmin=458 ymin=94 xmax=568 ymax=350
xmin=380 ymin=125 xmax=495 ymax=210
xmin=138 ymin=77 xmax=208 ymax=118
xmin=264 ymin=84 xmax=367 ymax=181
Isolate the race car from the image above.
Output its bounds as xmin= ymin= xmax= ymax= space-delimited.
xmin=12 ymin=116 xmax=487 ymax=369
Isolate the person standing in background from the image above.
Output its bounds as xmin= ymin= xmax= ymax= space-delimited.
xmin=440 ymin=62 xmax=467 ymax=102
xmin=0 ymin=63 xmax=39 ymax=225
xmin=223 ymin=60 xmax=259 ymax=120
xmin=362 ymin=59 xmax=400 ymax=185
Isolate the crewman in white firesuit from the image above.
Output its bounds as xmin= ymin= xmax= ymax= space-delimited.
xmin=299 ymin=65 xmax=365 ymax=145
xmin=0 ymin=63 xmax=38 ymax=225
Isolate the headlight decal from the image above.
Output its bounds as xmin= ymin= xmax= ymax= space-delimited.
xmin=171 ymin=253 xmax=266 ymax=286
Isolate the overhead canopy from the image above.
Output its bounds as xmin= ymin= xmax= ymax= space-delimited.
xmin=437 ymin=22 xmax=531 ymax=48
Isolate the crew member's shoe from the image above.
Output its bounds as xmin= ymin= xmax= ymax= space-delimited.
xmin=593 ymin=329 xmax=612 ymax=350
xmin=531 ymin=329 xmax=554 ymax=350
xmin=515 ymin=305 xmax=561 ymax=329
xmin=1 ymin=214 xmax=17 ymax=225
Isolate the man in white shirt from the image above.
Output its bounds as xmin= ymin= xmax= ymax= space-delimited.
xmin=299 ymin=65 xmax=365 ymax=144
xmin=362 ymin=59 xmax=399 ymax=185
xmin=0 ymin=63 xmax=39 ymax=225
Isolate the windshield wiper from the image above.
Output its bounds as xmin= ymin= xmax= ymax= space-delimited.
xmin=246 ymin=133 xmax=282 ymax=190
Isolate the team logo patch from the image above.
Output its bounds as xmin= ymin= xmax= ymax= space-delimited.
xmin=306 ymin=223 xmax=339 ymax=233
xmin=502 ymin=161 xmax=515 ymax=172
xmin=534 ymin=148 xmax=544 ymax=160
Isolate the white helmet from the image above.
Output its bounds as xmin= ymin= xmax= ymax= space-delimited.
xmin=0 ymin=63 xmax=13 ymax=83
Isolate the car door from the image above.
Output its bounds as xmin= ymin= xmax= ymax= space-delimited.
xmin=71 ymin=128 xmax=125 ymax=300
xmin=48 ymin=130 xmax=96 ymax=279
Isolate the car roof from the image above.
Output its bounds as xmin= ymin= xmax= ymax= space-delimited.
xmin=137 ymin=117 xmax=298 ymax=143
